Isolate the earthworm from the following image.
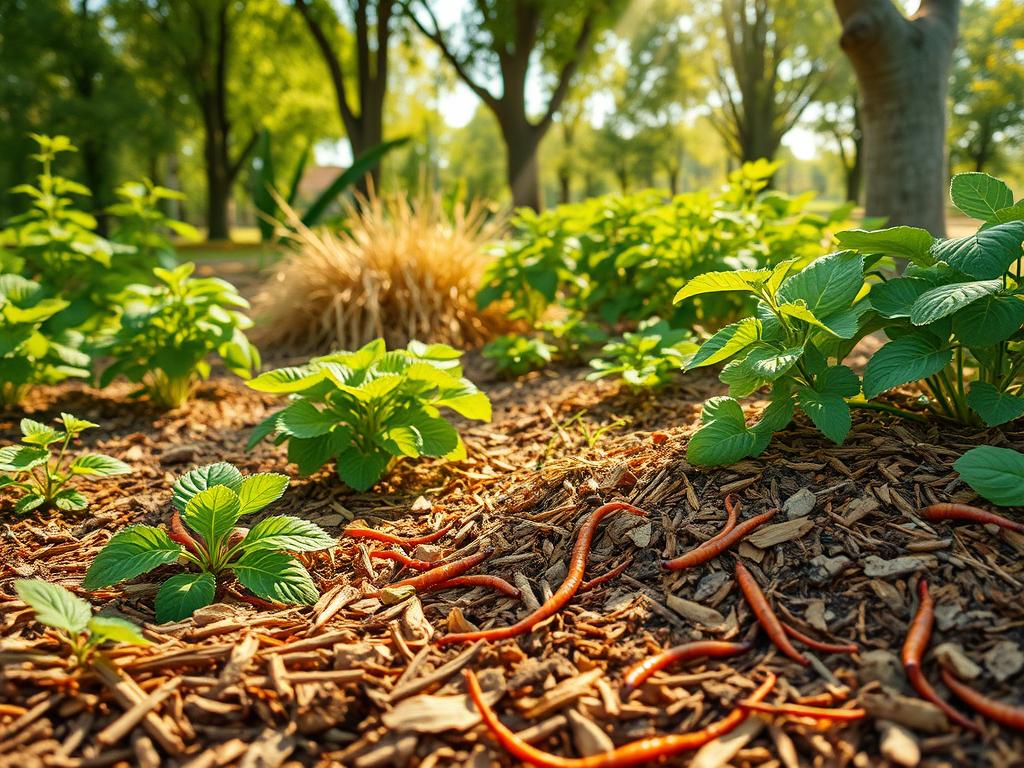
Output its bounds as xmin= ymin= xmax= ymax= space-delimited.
xmin=660 ymin=495 xmax=738 ymax=570
xmin=343 ymin=523 xmax=455 ymax=548
xmin=901 ymin=580 xmax=983 ymax=733
xmin=737 ymin=700 xmax=866 ymax=722
xmin=920 ymin=503 xmax=1024 ymax=534
xmin=940 ymin=668 xmax=1024 ymax=731
xmin=465 ymin=667 xmax=776 ymax=768
xmin=368 ymin=550 xmax=435 ymax=570
xmin=781 ymin=622 xmax=859 ymax=655
xmin=621 ymin=640 xmax=753 ymax=692
xmin=425 ymin=575 xmax=522 ymax=598
xmin=663 ymin=506 xmax=777 ymax=571
xmin=388 ymin=547 xmax=495 ymax=592
xmin=579 ymin=556 xmax=633 ymax=593
xmin=169 ymin=510 xmax=204 ymax=558
xmin=735 ymin=561 xmax=809 ymax=666
xmin=436 ymin=502 xmax=647 ymax=646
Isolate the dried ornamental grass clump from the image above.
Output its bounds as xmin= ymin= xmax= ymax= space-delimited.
xmin=254 ymin=190 xmax=513 ymax=354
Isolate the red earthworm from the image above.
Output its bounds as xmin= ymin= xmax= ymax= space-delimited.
xmin=621 ymin=640 xmax=753 ymax=692
xmin=661 ymin=494 xmax=738 ymax=570
xmin=738 ymin=700 xmax=866 ymax=722
xmin=465 ymin=667 xmax=776 ymax=768
xmin=579 ymin=556 xmax=633 ymax=593
xmin=901 ymin=580 xmax=983 ymax=733
xmin=343 ymin=522 xmax=455 ymax=548
xmin=425 ymin=575 xmax=522 ymax=598
xmin=436 ymin=502 xmax=647 ymax=646
xmin=387 ymin=547 xmax=495 ymax=592
xmin=662 ymin=506 xmax=777 ymax=571
xmin=781 ymin=622 xmax=859 ymax=655
xmin=920 ymin=503 xmax=1024 ymax=534
xmin=735 ymin=561 xmax=809 ymax=666
xmin=169 ymin=510 xmax=204 ymax=558
xmin=940 ymin=668 xmax=1024 ymax=731
xmin=368 ymin=550 xmax=435 ymax=570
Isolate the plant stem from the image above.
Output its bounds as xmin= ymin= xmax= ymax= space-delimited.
xmin=849 ymin=400 xmax=928 ymax=423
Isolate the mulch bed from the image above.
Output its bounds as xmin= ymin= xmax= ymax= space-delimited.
xmin=2 ymin=361 xmax=1023 ymax=767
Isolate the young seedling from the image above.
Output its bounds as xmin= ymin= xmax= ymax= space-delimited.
xmin=84 ymin=463 xmax=333 ymax=622
xmin=482 ymin=334 xmax=555 ymax=377
xmin=0 ymin=413 xmax=130 ymax=514
xmin=587 ymin=318 xmax=698 ymax=389
xmin=14 ymin=578 xmax=148 ymax=665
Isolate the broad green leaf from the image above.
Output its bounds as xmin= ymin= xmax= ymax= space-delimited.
xmin=686 ymin=318 xmax=761 ymax=369
xmin=816 ymin=365 xmax=861 ymax=398
xmin=378 ymin=425 xmax=423 ymax=458
xmin=777 ymin=251 xmax=865 ymax=319
xmin=154 ymin=572 xmax=216 ymax=623
xmin=930 ymin=221 xmax=1024 ymax=280
xmin=15 ymin=579 xmax=91 ymax=634
xmin=247 ymin=410 xmax=282 ymax=449
xmin=869 ymin=278 xmax=933 ymax=319
xmin=966 ymin=383 xmax=1024 ymax=427
xmin=287 ymin=433 xmax=338 ymax=475
xmin=954 ymin=446 xmax=1024 ymax=507
xmin=20 ymin=419 xmax=62 ymax=445
xmin=182 ymin=486 xmax=242 ymax=552
xmin=70 ymin=454 xmax=131 ymax=477
xmin=87 ymin=615 xmax=150 ymax=646
xmin=275 ymin=400 xmax=336 ymax=438
xmin=673 ymin=269 xmax=768 ymax=303
xmin=14 ymin=494 xmax=46 ymax=514
xmin=950 ymin=173 xmax=1014 ymax=221
xmin=952 ymin=294 xmax=1024 ymax=347
xmin=0 ymin=445 xmax=49 ymax=472
xmin=237 ymin=473 xmax=289 ymax=515
xmin=237 ymin=515 xmax=334 ymax=553
xmin=336 ymin=447 xmax=390 ymax=491
xmin=835 ymin=226 xmax=936 ymax=265
xmin=719 ymin=354 xmax=768 ymax=398
xmin=863 ymin=334 xmax=952 ymax=399
xmin=397 ymin=410 xmax=459 ymax=457
xmin=247 ymin=366 xmax=328 ymax=393
xmin=909 ymin=280 xmax=1002 ymax=326
xmin=232 ymin=549 xmax=319 ymax=605
xmin=60 ymin=413 xmax=98 ymax=434
xmin=686 ymin=397 xmax=761 ymax=467
xmin=796 ymin=381 xmax=852 ymax=444
xmin=172 ymin=463 xmax=244 ymax=512
xmin=54 ymin=489 xmax=88 ymax=511
xmin=992 ymin=200 xmax=1024 ymax=224
xmin=435 ymin=386 xmax=491 ymax=421
xmin=84 ymin=525 xmax=183 ymax=589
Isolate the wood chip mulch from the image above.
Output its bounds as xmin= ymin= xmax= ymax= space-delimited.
xmin=1 ymin=367 xmax=1023 ymax=768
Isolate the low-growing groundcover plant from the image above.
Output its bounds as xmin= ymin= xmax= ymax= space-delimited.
xmin=85 ymin=463 xmax=333 ymax=622
xmin=100 ymin=263 xmax=260 ymax=407
xmin=954 ymin=446 xmax=1024 ymax=507
xmin=587 ymin=318 xmax=698 ymax=390
xmin=482 ymin=334 xmax=555 ymax=377
xmin=15 ymin=578 xmax=148 ymax=665
xmin=0 ymin=413 xmax=130 ymax=513
xmin=247 ymin=339 xmax=491 ymax=491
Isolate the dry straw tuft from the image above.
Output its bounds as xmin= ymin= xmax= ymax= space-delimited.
xmin=253 ymin=190 xmax=514 ymax=354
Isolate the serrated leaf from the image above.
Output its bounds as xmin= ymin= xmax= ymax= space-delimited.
xmin=870 ymin=278 xmax=934 ymax=319
xmin=14 ymin=494 xmax=47 ymax=514
xmin=171 ymin=463 xmax=244 ymax=512
xmin=966 ymin=383 xmax=1024 ymax=427
xmin=87 ymin=615 xmax=150 ymax=646
xmin=84 ymin=526 xmax=183 ymax=589
xmin=70 ymin=454 xmax=132 ymax=477
xmin=796 ymin=387 xmax=851 ymax=444
xmin=862 ymin=334 xmax=952 ymax=399
xmin=673 ymin=269 xmax=769 ymax=303
xmin=232 ymin=549 xmax=318 ymax=605
xmin=60 ymin=413 xmax=98 ymax=434
xmin=336 ymin=447 xmax=390 ymax=491
xmin=287 ymin=434 xmax=337 ymax=475
xmin=20 ymin=419 xmax=63 ymax=445
xmin=238 ymin=515 xmax=334 ymax=553
xmin=396 ymin=410 xmax=459 ymax=456
xmin=15 ymin=579 xmax=91 ymax=634
xmin=246 ymin=366 xmax=328 ymax=393
xmin=0 ymin=445 xmax=49 ymax=472
xmin=930 ymin=221 xmax=1024 ymax=279
xmin=777 ymin=251 xmax=865 ymax=319
xmin=378 ymin=425 xmax=423 ymax=457
xmin=835 ymin=226 xmax=936 ymax=265
xmin=54 ymin=489 xmax=88 ymax=511
xmin=954 ymin=446 xmax=1024 ymax=507
xmin=154 ymin=572 xmax=216 ymax=622
xmin=950 ymin=173 xmax=1015 ymax=221
xmin=237 ymin=473 xmax=289 ymax=515
xmin=687 ymin=318 xmax=761 ymax=369
xmin=182 ymin=486 xmax=241 ymax=553
xmin=686 ymin=397 xmax=763 ymax=467
xmin=435 ymin=386 xmax=491 ymax=421
xmin=952 ymin=294 xmax=1024 ymax=347
xmin=274 ymin=400 xmax=336 ymax=438
xmin=909 ymin=280 xmax=1002 ymax=326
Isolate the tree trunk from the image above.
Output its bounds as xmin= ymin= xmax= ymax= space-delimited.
xmin=500 ymin=119 xmax=542 ymax=210
xmin=204 ymin=130 xmax=231 ymax=241
xmin=558 ymin=170 xmax=571 ymax=204
xmin=834 ymin=0 xmax=959 ymax=236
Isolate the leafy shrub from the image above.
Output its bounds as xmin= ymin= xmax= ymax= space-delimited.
xmin=587 ymin=318 xmax=698 ymax=389
xmin=247 ymin=339 xmax=491 ymax=491
xmin=0 ymin=413 xmax=129 ymax=513
xmin=0 ymin=275 xmax=90 ymax=406
xmin=676 ymin=252 xmax=870 ymax=466
xmin=483 ymin=334 xmax=555 ymax=377
xmin=100 ymin=263 xmax=259 ymax=407
xmin=842 ymin=172 xmax=1024 ymax=427
xmin=954 ymin=446 xmax=1024 ymax=507
xmin=84 ymin=463 xmax=332 ymax=622
xmin=15 ymin=578 xmax=148 ymax=665
xmin=107 ymin=178 xmax=199 ymax=276
xmin=539 ymin=312 xmax=608 ymax=364
xmin=478 ymin=161 xmax=854 ymax=334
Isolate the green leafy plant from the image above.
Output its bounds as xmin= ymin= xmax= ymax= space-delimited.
xmin=587 ymin=318 xmax=698 ymax=389
xmin=84 ymin=463 xmax=333 ymax=622
xmin=0 ymin=274 xmax=91 ymax=406
xmin=247 ymin=339 xmax=491 ymax=492
xmin=14 ymin=578 xmax=148 ymax=665
xmin=843 ymin=173 xmax=1024 ymax=427
xmin=675 ymin=252 xmax=871 ymax=466
xmin=482 ymin=334 xmax=555 ymax=378
xmin=100 ymin=263 xmax=259 ymax=407
xmin=539 ymin=312 xmax=608 ymax=364
xmin=107 ymin=178 xmax=199 ymax=275
xmin=953 ymin=446 xmax=1024 ymax=507
xmin=0 ymin=413 xmax=129 ymax=513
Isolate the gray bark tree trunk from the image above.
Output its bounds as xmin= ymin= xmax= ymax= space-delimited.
xmin=833 ymin=0 xmax=959 ymax=236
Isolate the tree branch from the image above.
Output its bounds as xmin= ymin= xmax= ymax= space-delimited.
xmin=537 ymin=10 xmax=596 ymax=133
xmin=295 ymin=0 xmax=360 ymax=134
